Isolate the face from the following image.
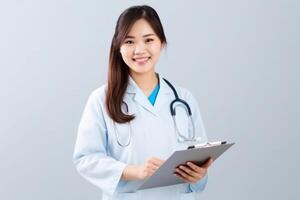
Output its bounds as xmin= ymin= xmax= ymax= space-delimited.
xmin=120 ymin=19 xmax=165 ymax=77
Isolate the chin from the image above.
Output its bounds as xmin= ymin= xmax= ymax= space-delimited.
xmin=129 ymin=64 xmax=153 ymax=74
xmin=130 ymin=67 xmax=153 ymax=75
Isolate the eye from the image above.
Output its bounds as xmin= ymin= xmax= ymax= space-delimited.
xmin=124 ymin=40 xmax=134 ymax=44
xmin=146 ymin=38 xmax=154 ymax=42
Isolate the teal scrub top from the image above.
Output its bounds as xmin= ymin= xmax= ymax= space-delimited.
xmin=148 ymin=83 xmax=160 ymax=105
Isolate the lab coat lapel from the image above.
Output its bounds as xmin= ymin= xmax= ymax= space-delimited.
xmin=127 ymin=76 xmax=158 ymax=116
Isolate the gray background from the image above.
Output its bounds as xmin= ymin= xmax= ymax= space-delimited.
xmin=0 ymin=0 xmax=299 ymax=199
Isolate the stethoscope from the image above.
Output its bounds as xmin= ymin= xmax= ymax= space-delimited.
xmin=114 ymin=77 xmax=200 ymax=147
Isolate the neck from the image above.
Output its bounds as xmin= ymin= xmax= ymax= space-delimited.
xmin=129 ymin=70 xmax=158 ymax=93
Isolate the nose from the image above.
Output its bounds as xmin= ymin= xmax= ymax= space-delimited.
xmin=134 ymin=41 xmax=146 ymax=54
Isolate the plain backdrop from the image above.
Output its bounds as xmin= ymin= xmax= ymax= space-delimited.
xmin=0 ymin=0 xmax=299 ymax=199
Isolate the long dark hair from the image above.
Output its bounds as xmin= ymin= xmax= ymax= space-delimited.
xmin=106 ymin=5 xmax=167 ymax=123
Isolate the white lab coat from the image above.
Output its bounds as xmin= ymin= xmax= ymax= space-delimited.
xmin=73 ymin=74 xmax=209 ymax=200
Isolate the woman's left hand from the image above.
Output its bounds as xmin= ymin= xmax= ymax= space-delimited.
xmin=174 ymin=158 xmax=213 ymax=184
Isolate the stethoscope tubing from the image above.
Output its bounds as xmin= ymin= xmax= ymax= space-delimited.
xmin=114 ymin=77 xmax=196 ymax=147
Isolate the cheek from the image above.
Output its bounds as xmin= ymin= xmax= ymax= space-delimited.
xmin=150 ymin=48 xmax=162 ymax=59
xmin=149 ymin=43 xmax=162 ymax=57
xmin=120 ymin=49 xmax=133 ymax=62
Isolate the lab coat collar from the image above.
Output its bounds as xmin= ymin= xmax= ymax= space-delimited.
xmin=126 ymin=73 xmax=173 ymax=94
xmin=125 ymin=73 xmax=174 ymax=116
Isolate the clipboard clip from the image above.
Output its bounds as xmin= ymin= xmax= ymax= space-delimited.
xmin=187 ymin=141 xmax=227 ymax=149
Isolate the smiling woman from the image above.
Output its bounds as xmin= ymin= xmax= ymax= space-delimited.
xmin=120 ymin=20 xmax=164 ymax=73
xmin=73 ymin=5 xmax=212 ymax=200
xmin=120 ymin=19 xmax=165 ymax=96
xmin=106 ymin=6 xmax=167 ymax=123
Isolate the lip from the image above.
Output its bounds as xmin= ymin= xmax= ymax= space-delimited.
xmin=132 ymin=56 xmax=151 ymax=61
xmin=132 ymin=57 xmax=151 ymax=65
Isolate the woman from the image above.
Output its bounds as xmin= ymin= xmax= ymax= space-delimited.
xmin=73 ymin=5 xmax=213 ymax=200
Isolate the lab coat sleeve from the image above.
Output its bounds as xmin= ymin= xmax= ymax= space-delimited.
xmin=72 ymin=90 xmax=127 ymax=196
xmin=187 ymin=174 xmax=208 ymax=192
xmin=185 ymin=90 xmax=209 ymax=193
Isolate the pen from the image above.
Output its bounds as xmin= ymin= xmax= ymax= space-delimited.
xmin=187 ymin=141 xmax=227 ymax=149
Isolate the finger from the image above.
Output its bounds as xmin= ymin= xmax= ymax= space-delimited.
xmin=176 ymin=169 xmax=197 ymax=183
xmin=201 ymin=158 xmax=213 ymax=169
xmin=174 ymin=173 xmax=191 ymax=183
xmin=147 ymin=162 xmax=159 ymax=171
xmin=186 ymin=162 xmax=205 ymax=174
xmin=178 ymin=165 xmax=199 ymax=178
xmin=150 ymin=157 xmax=165 ymax=167
xmin=151 ymin=157 xmax=165 ymax=165
xmin=175 ymin=168 xmax=197 ymax=183
xmin=144 ymin=166 xmax=156 ymax=176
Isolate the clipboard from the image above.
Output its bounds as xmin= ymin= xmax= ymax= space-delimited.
xmin=135 ymin=142 xmax=235 ymax=191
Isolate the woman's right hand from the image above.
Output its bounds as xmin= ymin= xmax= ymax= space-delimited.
xmin=136 ymin=157 xmax=165 ymax=180
xmin=121 ymin=157 xmax=165 ymax=181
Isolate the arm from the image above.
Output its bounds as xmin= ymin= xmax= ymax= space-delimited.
xmin=72 ymin=90 xmax=126 ymax=196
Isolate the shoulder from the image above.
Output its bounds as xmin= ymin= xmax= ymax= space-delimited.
xmin=88 ymin=84 xmax=107 ymax=100
xmin=176 ymin=85 xmax=196 ymax=101
xmin=84 ymin=84 xmax=107 ymax=109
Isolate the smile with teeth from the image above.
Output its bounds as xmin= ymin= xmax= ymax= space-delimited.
xmin=133 ymin=57 xmax=151 ymax=63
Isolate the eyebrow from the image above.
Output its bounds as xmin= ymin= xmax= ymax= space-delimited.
xmin=125 ymin=33 xmax=155 ymax=39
